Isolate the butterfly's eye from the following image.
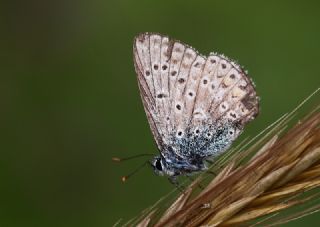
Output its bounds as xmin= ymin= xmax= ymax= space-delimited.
xmin=155 ymin=159 xmax=162 ymax=171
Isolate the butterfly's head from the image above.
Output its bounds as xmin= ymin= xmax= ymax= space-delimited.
xmin=151 ymin=155 xmax=175 ymax=177
xmin=151 ymin=155 xmax=165 ymax=176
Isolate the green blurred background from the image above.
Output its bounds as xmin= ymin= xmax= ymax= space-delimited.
xmin=0 ymin=0 xmax=319 ymax=226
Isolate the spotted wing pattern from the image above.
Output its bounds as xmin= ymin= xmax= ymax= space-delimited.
xmin=133 ymin=33 xmax=259 ymax=153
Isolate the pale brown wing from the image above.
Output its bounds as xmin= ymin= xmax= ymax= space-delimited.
xmin=190 ymin=54 xmax=259 ymax=140
xmin=133 ymin=33 xmax=259 ymax=151
xmin=133 ymin=33 xmax=170 ymax=149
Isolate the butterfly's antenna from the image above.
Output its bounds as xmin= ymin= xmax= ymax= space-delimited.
xmin=112 ymin=153 xmax=154 ymax=162
xmin=120 ymin=161 xmax=149 ymax=182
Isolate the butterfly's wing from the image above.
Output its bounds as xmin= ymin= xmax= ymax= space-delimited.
xmin=133 ymin=33 xmax=176 ymax=150
xmin=133 ymin=33 xmax=259 ymax=155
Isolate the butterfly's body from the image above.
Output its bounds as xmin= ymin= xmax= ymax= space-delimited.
xmin=133 ymin=33 xmax=259 ymax=179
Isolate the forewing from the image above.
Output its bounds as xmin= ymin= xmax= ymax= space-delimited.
xmin=133 ymin=33 xmax=171 ymax=149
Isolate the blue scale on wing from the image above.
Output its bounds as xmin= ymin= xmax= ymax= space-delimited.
xmin=167 ymin=123 xmax=237 ymax=163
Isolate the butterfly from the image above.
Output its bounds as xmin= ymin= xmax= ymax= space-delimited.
xmin=133 ymin=32 xmax=259 ymax=182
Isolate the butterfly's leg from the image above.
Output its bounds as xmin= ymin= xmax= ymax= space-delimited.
xmin=168 ymin=177 xmax=185 ymax=193
xmin=205 ymin=159 xmax=224 ymax=176
xmin=186 ymin=175 xmax=204 ymax=190
xmin=205 ymin=170 xmax=217 ymax=176
xmin=206 ymin=159 xmax=214 ymax=165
